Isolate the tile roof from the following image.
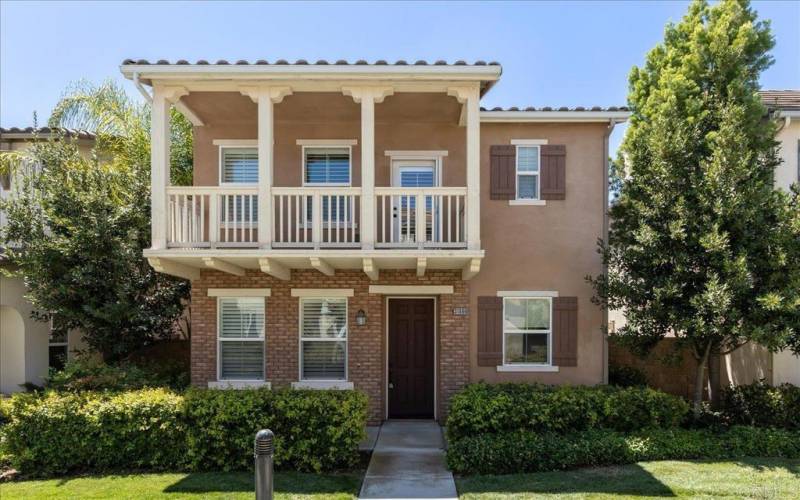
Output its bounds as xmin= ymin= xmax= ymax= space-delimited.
xmin=122 ymin=59 xmax=501 ymax=67
xmin=0 ymin=127 xmax=96 ymax=140
xmin=480 ymin=106 xmax=629 ymax=112
xmin=760 ymin=90 xmax=800 ymax=111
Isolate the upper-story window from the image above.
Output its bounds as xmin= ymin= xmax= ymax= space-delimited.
xmin=221 ymin=147 xmax=258 ymax=184
xmin=304 ymin=147 xmax=351 ymax=186
xmin=516 ymin=146 xmax=540 ymax=200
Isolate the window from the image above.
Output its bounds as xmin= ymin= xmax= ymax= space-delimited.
xmin=516 ymin=146 xmax=540 ymax=200
xmin=48 ymin=318 xmax=68 ymax=371
xmin=221 ymin=147 xmax=258 ymax=184
xmin=218 ymin=297 xmax=265 ymax=380
xmin=503 ymin=297 xmax=551 ymax=365
xmin=300 ymin=297 xmax=347 ymax=380
xmin=304 ymin=147 xmax=351 ymax=186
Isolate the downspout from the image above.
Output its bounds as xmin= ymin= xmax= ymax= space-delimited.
xmin=133 ymin=72 xmax=153 ymax=104
xmin=601 ymin=118 xmax=618 ymax=385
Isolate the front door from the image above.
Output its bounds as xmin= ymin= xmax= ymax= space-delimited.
xmin=388 ymin=298 xmax=435 ymax=418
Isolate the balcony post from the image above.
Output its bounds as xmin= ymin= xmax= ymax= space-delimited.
xmin=343 ymin=86 xmax=393 ymax=249
xmin=448 ymin=85 xmax=481 ymax=250
xmin=241 ymin=86 xmax=292 ymax=249
xmin=150 ymin=86 xmax=188 ymax=250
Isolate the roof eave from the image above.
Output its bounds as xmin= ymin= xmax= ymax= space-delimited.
xmin=480 ymin=110 xmax=631 ymax=123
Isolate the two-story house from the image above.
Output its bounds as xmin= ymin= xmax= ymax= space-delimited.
xmin=122 ymin=59 xmax=628 ymax=423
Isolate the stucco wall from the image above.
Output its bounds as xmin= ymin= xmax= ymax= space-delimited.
xmin=0 ymin=274 xmax=48 ymax=389
xmin=775 ymin=119 xmax=799 ymax=190
xmin=470 ymin=122 xmax=608 ymax=385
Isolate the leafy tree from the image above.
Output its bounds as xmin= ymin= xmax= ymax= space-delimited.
xmin=589 ymin=0 xmax=800 ymax=415
xmin=0 ymin=81 xmax=192 ymax=360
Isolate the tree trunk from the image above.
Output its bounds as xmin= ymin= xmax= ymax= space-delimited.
xmin=693 ymin=341 xmax=712 ymax=418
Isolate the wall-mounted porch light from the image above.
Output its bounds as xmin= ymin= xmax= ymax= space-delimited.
xmin=355 ymin=309 xmax=367 ymax=326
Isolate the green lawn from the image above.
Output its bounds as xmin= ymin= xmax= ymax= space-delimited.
xmin=3 ymin=459 xmax=798 ymax=499
xmin=456 ymin=458 xmax=800 ymax=499
xmin=0 ymin=471 xmax=362 ymax=499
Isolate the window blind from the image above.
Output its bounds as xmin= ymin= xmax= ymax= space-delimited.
xmin=222 ymin=148 xmax=259 ymax=183
xmin=305 ymin=147 xmax=350 ymax=184
xmin=219 ymin=297 xmax=264 ymax=380
xmin=300 ymin=298 xmax=347 ymax=380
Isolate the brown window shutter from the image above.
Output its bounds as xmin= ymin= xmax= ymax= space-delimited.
xmin=552 ymin=296 xmax=578 ymax=366
xmin=490 ymin=145 xmax=516 ymax=200
xmin=477 ymin=296 xmax=503 ymax=366
xmin=540 ymin=144 xmax=566 ymax=200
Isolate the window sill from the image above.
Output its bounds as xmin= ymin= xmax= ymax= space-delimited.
xmin=496 ymin=365 xmax=559 ymax=373
xmin=208 ymin=380 xmax=272 ymax=389
xmin=292 ymin=381 xmax=354 ymax=390
xmin=509 ymin=199 xmax=547 ymax=206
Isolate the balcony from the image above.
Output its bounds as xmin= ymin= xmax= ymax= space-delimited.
xmin=165 ymin=186 xmax=467 ymax=250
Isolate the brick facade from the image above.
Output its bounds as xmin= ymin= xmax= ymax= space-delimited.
xmin=191 ymin=269 xmax=469 ymax=424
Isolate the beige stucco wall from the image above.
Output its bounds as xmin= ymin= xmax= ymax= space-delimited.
xmin=0 ymin=305 xmax=26 ymax=393
xmin=775 ymin=119 xmax=799 ymax=191
xmin=0 ymin=274 xmax=49 ymax=391
xmin=721 ymin=343 xmax=772 ymax=386
xmin=773 ymin=349 xmax=800 ymax=385
xmin=186 ymin=92 xmax=464 ymax=188
xmin=470 ymin=123 xmax=608 ymax=385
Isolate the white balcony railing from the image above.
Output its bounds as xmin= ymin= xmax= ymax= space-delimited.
xmin=167 ymin=186 xmax=259 ymax=248
xmin=375 ymin=187 xmax=467 ymax=249
xmin=165 ymin=186 xmax=466 ymax=250
xmin=272 ymin=187 xmax=361 ymax=248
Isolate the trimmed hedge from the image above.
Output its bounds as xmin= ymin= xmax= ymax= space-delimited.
xmin=2 ymin=387 xmax=368 ymax=476
xmin=720 ymin=382 xmax=800 ymax=429
xmin=446 ymin=426 xmax=800 ymax=474
xmin=446 ymin=383 xmax=689 ymax=441
xmin=184 ymin=388 xmax=367 ymax=472
xmin=3 ymin=389 xmax=185 ymax=475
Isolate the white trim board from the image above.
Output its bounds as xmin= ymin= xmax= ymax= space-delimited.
xmin=208 ymin=288 xmax=271 ymax=297
xmin=510 ymin=139 xmax=548 ymax=145
xmin=291 ymin=288 xmax=354 ymax=297
xmin=496 ymin=290 xmax=559 ymax=297
xmin=369 ymin=285 xmax=454 ymax=295
xmin=213 ymin=139 xmax=258 ymax=147
xmin=296 ymin=139 xmax=358 ymax=146
xmin=292 ymin=381 xmax=354 ymax=390
xmin=385 ymin=150 xmax=448 ymax=158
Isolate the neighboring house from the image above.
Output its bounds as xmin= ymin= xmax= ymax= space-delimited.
xmin=760 ymin=89 xmax=800 ymax=386
xmin=0 ymin=127 xmax=93 ymax=394
xmin=121 ymin=59 xmax=628 ymax=423
xmin=609 ymin=91 xmax=800 ymax=395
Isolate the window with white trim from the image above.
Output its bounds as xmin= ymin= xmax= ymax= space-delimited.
xmin=516 ymin=146 xmax=540 ymax=200
xmin=304 ymin=147 xmax=351 ymax=185
xmin=221 ymin=147 xmax=258 ymax=184
xmin=503 ymin=297 xmax=551 ymax=365
xmin=48 ymin=316 xmax=68 ymax=371
xmin=218 ymin=297 xmax=265 ymax=380
xmin=300 ymin=297 xmax=347 ymax=380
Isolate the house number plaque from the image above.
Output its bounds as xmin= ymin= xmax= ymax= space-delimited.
xmin=452 ymin=307 xmax=468 ymax=316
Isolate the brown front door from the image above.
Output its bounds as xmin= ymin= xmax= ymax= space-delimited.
xmin=388 ymin=298 xmax=435 ymax=419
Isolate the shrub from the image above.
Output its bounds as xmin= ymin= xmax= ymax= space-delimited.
xmin=720 ymin=381 xmax=800 ymax=429
xmin=2 ymin=387 xmax=368 ymax=476
xmin=446 ymin=426 xmax=800 ymax=475
xmin=446 ymin=383 xmax=688 ymax=441
xmin=608 ymin=365 xmax=648 ymax=388
xmin=184 ymin=388 xmax=367 ymax=473
xmin=45 ymin=355 xmax=189 ymax=392
xmin=3 ymin=389 xmax=185 ymax=476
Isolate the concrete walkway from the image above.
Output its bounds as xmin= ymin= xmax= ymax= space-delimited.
xmin=359 ymin=420 xmax=457 ymax=500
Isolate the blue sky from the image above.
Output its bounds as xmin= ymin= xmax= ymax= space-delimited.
xmin=2 ymin=0 xmax=798 ymax=155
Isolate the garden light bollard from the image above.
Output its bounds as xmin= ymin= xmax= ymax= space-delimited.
xmin=254 ymin=429 xmax=274 ymax=500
